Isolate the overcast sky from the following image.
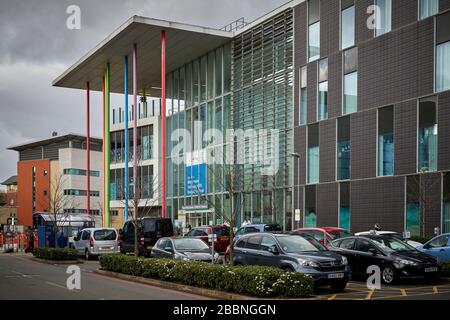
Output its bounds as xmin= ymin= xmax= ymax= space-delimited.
xmin=0 ymin=0 xmax=287 ymax=189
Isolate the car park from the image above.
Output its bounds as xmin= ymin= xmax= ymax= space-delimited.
xmin=416 ymin=233 xmax=450 ymax=263
xmin=355 ymin=230 xmax=422 ymax=248
xmin=73 ymin=228 xmax=120 ymax=260
xmin=233 ymin=233 xmax=351 ymax=291
xmin=151 ymin=237 xmax=218 ymax=262
xmin=331 ymin=235 xmax=439 ymax=284
xmin=119 ymin=217 xmax=174 ymax=257
xmin=185 ymin=225 xmax=230 ymax=253
xmin=234 ymin=224 xmax=282 ymax=242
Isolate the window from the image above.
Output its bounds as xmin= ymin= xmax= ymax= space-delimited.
xmin=443 ymin=172 xmax=450 ymax=233
xmin=337 ymin=116 xmax=351 ymax=180
xmin=418 ymin=96 xmax=437 ymax=172
xmin=299 ymin=66 xmax=307 ymax=125
xmin=377 ymin=106 xmax=394 ymax=176
xmin=308 ymin=0 xmax=320 ymax=62
xmin=406 ymin=175 xmax=420 ymax=237
xmin=436 ymin=12 xmax=450 ymax=92
xmin=339 ymin=182 xmax=350 ymax=230
xmin=339 ymin=238 xmax=355 ymax=249
xmin=355 ymin=239 xmax=377 ymax=253
xmin=63 ymin=168 xmax=100 ymax=177
xmin=343 ymin=47 xmax=358 ymax=114
xmin=305 ymin=185 xmax=317 ymax=227
xmin=260 ymin=235 xmax=278 ymax=251
xmin=307 ymin=124 xmax=319 ymax=184
xmin=419 ymin=0 xmax=438 ymax=20
xmin=245 ymin=235 xmax=262 ymax=250
xmin=318 ymin=58 xmax=328 ymax=121
xmin=375 ymin=0 xmax=392 ymax=37
xmin=341 ymin=0 xmax=355 ymax=49
xmin=428 ymin=235 xmax=450 ymax=248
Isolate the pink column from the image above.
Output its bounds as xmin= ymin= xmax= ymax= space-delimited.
xmin=86 ymin=81 xmax=90 ymax=216
xmin=161 ymin=30 xmax=166 ymax=218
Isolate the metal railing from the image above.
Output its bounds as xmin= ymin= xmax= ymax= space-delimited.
xmin=221 ymin=17 xmax=248 ymax=32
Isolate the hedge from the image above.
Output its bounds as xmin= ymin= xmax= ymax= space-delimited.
xmin=99 ymin=254 xmax=314 ymax=298
xmin=33 ymin=248 xmax=79 ymax=261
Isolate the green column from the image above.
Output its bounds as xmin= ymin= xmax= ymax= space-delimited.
xmin=105 ymin=63 xmax=111 ymax=227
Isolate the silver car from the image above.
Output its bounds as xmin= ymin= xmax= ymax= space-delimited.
xmin=73 ymin=228 xmax=120 ymax=260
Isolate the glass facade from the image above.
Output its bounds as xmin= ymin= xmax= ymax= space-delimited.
xmin=419 ymin=0 xmax=438 ymax=20
xmin=343 ymin=72 xmax=357 ymax=114
xmin=406 ymin=175 xmax=420 ymax=237
xmin=378 ymin=106 xmax=394 ymax=176
xmin=318 ymin=82 xmax=328 ymax=121
xmin=341 ymin=1 xmax=355 ymax=50
xmin=165 ymin=42 xmax=232 ymax=224
xmin=308 ymin=0 xmax=320 ymax=62
xmin=304 ymin=185 xmax=316 ymax=227
xmin=307 ymin=124 xmax=319 ymax=184
xmin=339 ymin=182 xmax=350 ymax=230
xmin=233 ymin=9 xmax=293 ymax=228
xmin=299 ymin=66 xmax=307 ymax=125
xmin=444 ymin=172 xmax=450 ymax=233
xmin=110 ymin=125 xmax=154 ymax=163
xmin=375 ymin=0 xmax=392 ymax=37
xmin=436 ymin=41 xmax=450 ymax=93
xmin=418 ymin=96 xmax=437 ymax=172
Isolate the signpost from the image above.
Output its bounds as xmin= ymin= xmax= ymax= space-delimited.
xmin=208 ymin=233 xmax=217 ymax=264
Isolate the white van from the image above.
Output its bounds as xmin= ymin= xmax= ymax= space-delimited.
xmin=73 ymin=228 xmax=120 ymax=260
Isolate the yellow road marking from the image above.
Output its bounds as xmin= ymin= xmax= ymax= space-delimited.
xmin=328 ymin=294 xmax=337 ymax=300
xmin=433 ymin=286 xmax=439 ymax=294
xmin=400 ymin=289 xmax=407 ymax=296
xmin=365 ymin=289 xmax=375 ymax=300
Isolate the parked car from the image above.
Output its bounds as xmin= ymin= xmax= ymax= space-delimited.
xmin=292 ymin=228 xmax=335 ymax=246
xmin=151 ymin=237 xmax=218 ymax=262
xmin=322 ymin=227 xmax=353 ymax=239
xmin=185 ymin=225 xmax=230 ymax=253
xmin=73 ymin=228 xmax=120 ymax=260
xmin=233 ymin=233 xmax=351 ymax=291
xmin=416 ymin=233 xmax=450 ymax=263
xmin=331 ymin=235 xmax=439 ymax=284
xmin=234 ymin=224 xmax=282 ymax=241
xmin=355 ymin=230 xmax=422 ymax=247
xmin=120 ymin=217 xmax=174 ymax=257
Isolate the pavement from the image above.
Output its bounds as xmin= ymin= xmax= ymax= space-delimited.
xmin=1 ymin=253 xmax=449 ymax=300
xmin=0 ymin=253 xmax=211 ymax=300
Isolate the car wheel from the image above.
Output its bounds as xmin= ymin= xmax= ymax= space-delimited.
xmin=282 ymin=266 xmax=294 ymax=273
xmin=381 ymin=265 xmax=396 ymax=284
xmin=330 ymin=280 xmax=348 ymax=292
xmin=85 ymin=249 xmax=91 ymax=260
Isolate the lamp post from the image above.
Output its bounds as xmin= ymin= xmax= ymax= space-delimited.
xmin=291 ymin=153 xmax=301 ymax=230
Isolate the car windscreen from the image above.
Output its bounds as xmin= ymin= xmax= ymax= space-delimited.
xmin=213 ymin=227 xmax=230 ymax=236
xmin=277 ymin=235 xmax=326 ymax=253
xmin=371 ymin=237 xmax=416 ymax=253
xmin=93 ymin=229 xmax=116 ymax=241
xmin=174 ymin=238 xmax=210 ymax=251
xmin=264 ymin=224 xmax=282 ymax=232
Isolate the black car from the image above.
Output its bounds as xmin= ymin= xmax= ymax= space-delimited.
xmin=330 ymin=235 xmax=439 ymax=284
xmin=151 ymin=237 xmax=218 ymax=262
xmin=120 ymin=217 xmax=174 ymax=257
xmin=233 ymin=233 xmax=351 ymax=291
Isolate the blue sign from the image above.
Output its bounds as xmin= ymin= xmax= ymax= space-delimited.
xmin=186 ymin=163 xmax=207 ymax=196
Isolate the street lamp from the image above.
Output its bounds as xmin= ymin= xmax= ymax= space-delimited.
xmin=291 ymin=153 xmax=301 ymax=231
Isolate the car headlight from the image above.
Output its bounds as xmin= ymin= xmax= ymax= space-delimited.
xmin=398 ymin=259 xmax=417 ymax=266
xmin=341 ymin=256 xmax=348 ymax=265
xmin=297 ymin=259 xmax=319 ymax=268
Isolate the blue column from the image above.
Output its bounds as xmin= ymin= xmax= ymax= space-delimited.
xmin=124 ymin=55 xmax=129 ymax=221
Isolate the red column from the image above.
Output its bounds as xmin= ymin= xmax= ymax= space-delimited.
xmin=161 ymin=30 xmax=166 ymax=218
xmin=86 ymin=81 xmax=91 ymax=216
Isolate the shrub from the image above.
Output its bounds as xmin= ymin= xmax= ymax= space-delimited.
xmin=32 ymin=248 xmax=78 ymax=261
xmin=99 ymin=254 xmax=314 ymax=298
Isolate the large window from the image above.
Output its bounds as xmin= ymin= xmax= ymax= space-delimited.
xmin=406 ymin=175 xmax=420 ymax=237
xmin=307 ymin=124 xmax=320 ymax=184
xmin=444 ymin=172 xmax=450 ymax=233
xmin=419 ymin=0 xmax=438 ymax=20
xmin=436 ymin=12 xmax=450 ymax=93
xmin=343 ymin=47 xmax=358 ymax=114
xmin=418 ymin=96 xmax=437 ymax=172
xmin=308 ymin=0 xmax=320 ymax=62
xmin=305 ymin=185 xmax=317 ymax=227
xmin=337 ymin=116 xmax=351 ymax=181
xmin=299 ymin=66 xmax=307 ymax=125
xmin=377 ymin=106 xmax=394 ymax=176
xmin=341 ymin=0 xmax=355 ymax=50
xmin=318 ymin=58 xmax=328 ymax=121
xmin=375 ymin=0 xmax=392 ymax=37
xmin=339 ymin=182 xmax=350 ymax=231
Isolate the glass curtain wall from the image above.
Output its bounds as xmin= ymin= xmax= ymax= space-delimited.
xmin=165 ymin=43 xmax=232 ymax=223
xmin=233 ymin=9 xmax=293 ymax=228
xmin=436 ymin=13 xmax=450 ymax=92
xmin=378 ymin=106 xmax=394 ymax=176
xmin=418 ymin=96 xmax=437 ymax=172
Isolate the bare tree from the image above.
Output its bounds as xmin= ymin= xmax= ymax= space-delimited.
xmin=117 ymin=162 xmax=163 ymax=257
xmin=407 ymin=171 xmax=441 ymax=237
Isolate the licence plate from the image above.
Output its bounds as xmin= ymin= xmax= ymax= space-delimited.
xmin=219 ymin=237 xmax=229 ymax=241
xmin=328 ymin=273 xmax=345 ymax=279
xmin=425 ymin=267 xmax=438 ymax=273
xmin=100 ymin=246 xmax=113 ymax=251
